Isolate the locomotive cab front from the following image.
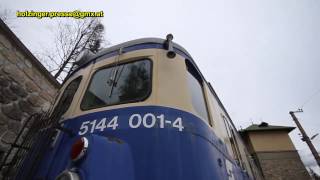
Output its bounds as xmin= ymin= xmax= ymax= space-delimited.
xmin=13 ymin=36 xmax=261 ymax=180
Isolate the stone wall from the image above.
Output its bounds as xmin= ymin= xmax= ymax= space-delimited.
xmin=0 ymin=19 xmax=59 ymax=164
xmin=256 ymin=151 xmax=311 ymax=180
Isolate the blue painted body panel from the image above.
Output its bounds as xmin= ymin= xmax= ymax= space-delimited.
xmin=21 ymin=106 xmax=251 ymax=180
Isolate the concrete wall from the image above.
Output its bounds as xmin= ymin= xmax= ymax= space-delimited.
xmin=248 ymin=131 xmax=296 ymax=152
xmin=0 ymin=19 xmax=59 ymax=162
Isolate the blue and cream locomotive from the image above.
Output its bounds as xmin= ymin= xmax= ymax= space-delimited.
xmin=4 ymin=35 xmax=263 ymax=180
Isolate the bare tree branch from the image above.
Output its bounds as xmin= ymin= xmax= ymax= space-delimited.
xmin=37 ymin=18 xmax=106 ymax=82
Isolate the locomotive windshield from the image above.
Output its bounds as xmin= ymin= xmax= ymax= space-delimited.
xmin=81 ymin=59 xmax=152 ymax=110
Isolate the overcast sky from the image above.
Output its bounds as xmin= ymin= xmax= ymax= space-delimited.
xmin=2 ymin=0 xmax=320 ymax=174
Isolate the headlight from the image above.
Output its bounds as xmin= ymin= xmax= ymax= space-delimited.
xmin=70 ymin=137 xmax=89 ymax=162
xmin=56 ymin=170 xmax=80 ymax=180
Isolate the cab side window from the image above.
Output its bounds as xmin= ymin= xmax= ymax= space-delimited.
xmin=51 ymin=76 xmax=82 ymax=119
xmin=186 ymin=60 xmax=209 ymax=123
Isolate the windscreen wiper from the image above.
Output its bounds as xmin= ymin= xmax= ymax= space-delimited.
xmin=107 ymin=48 xmax=124 ymax=97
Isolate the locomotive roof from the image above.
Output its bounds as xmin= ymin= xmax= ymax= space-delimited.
xmin=70 ymin=37 xmax=195 ymax=76
xmin=97 ymin=38 xmax=194 ymax=61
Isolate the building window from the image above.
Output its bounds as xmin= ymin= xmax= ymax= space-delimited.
xmin=81 ymin=59 xmax=152 ymax=110
xmin=186 ymin=60 xmax=209 ymax=123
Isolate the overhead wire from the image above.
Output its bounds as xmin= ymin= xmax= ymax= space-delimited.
xmin=300 ymin=87 xmax=320 ymax=109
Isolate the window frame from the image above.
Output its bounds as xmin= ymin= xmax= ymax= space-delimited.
xmin=202 ymin=85 xmax=214 ymax=127
xmin=80 ymin=58 xmax=153 ymax=111
xmin=222 ymin=114 xmax=245 ymax=168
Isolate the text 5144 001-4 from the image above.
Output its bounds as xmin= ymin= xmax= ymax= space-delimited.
xmin=78 ymin=113 xmax=184 ymax=135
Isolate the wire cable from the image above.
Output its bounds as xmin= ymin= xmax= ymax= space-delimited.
xmin=300 ymin=87 xmax=320 ymax=109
